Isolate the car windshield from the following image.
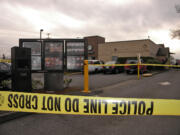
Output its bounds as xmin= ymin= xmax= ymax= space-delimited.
xmin=0 ymin=63 xmax=10 ymax=71
xmin=126 ymin=60 xmax=138 ymax=64
xmin=88 ymin=61 xmax=99 ymax=64
xmin=105 ymin=61 xmax=116 ymax=64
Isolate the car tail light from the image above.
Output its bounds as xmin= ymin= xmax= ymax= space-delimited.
xmin=124 ymin=66 xmax=130 ymax=69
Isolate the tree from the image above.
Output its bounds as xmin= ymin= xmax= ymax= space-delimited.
xmin=2 ymin=54 xmax=5 ymax=59
xmin=175 ymin=4 xmax=180 ymax=13
xmin=171 ymin=29 xmax=180 ymax=39
xmin=171 ymin=5 xmax=180 ymax=39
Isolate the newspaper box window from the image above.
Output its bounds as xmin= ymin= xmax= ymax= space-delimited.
xmin=22 ymin=42 xmax=42 ymax=71
xmin=66 ymin=41 xmax=85 ymax=71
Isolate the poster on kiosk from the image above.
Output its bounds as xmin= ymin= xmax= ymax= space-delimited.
xmin=44 ymin=42 xmax=63 ymax=71
xmin=22 ymin=41 xmax=42 ymax=71
xmin=66 ymin=40 xmax=85 ymax=71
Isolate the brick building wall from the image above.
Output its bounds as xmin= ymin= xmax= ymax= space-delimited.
xmin=98 ymin=39 xmax=160 ymax=62
xmin=84 ymin=36 xmax=105 ymax=60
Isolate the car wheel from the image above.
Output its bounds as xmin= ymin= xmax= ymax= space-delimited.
xmin=140 ymin=69 xmax=144 ymax=74
xmin=126 ymin=70 xmax=130 ymax=74
xmin=114 ymin=68 xmax=119 ymax=74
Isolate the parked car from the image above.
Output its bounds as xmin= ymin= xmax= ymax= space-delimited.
xmin=88 ymin=60 xmax=104 ymax=73
xmin=124 ymin=59 xmax=147 ymax=74
xmin=103 ymin=61 xmax=124 ymax=74
xmin=0 ymin=62 xmax=11 ymax=88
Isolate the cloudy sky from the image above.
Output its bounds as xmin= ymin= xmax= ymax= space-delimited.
xmin=0 ymin=0 xmax=180 ymax=58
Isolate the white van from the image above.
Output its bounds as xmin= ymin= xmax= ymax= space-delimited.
xmin=88 ymin=60 xmax=104 ymax=73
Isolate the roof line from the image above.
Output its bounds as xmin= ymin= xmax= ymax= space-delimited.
xmin=104 ymin=39 xmax=157 ymax=44
xmin=84 ymin=35 xmax=105 ymax=38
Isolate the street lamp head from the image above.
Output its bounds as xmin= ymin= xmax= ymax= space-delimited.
xmin=40 ymin=29 xmax=44 ymax=40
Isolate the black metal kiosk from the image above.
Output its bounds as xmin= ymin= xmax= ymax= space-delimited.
xmin=19 ymin=38 xmax=87 ymax=91
xmin=11 ymin=47 xmax=32 ymax=92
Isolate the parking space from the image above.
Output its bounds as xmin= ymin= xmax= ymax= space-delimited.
xmin=100 ymin=70 xmax=180 ymax=99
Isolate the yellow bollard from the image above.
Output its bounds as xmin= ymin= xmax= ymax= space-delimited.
xmin=137 ymin=63 xmax=140 ymax=80
xmin=82 ymin=60 xmax=90 ymax=93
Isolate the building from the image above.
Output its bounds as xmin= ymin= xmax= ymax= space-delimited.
xmin=156 ymin=44 xmax=170 ymax=63
xmin=84 ymin=36 xmax=105 ymax=60
xmin=98 ymin=39 xmax=170 ymax=63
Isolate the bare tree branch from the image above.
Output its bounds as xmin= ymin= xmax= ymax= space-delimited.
xmin=171 ymin=4 xmax=180 ymax=39
xmin=171 ymin=29 xmax=180 ymax=39
xmin=175 ymin=4 xmax=180 ymax=13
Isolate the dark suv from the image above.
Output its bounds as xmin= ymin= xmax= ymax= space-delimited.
xmin=103 ymin=61 xmax=124 ymax=74
xmin=0 ymin=62 xmax=11 ymax=87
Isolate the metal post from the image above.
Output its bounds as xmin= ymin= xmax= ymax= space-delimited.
xmin=82 ymin=60 xmax=90 ymax=93
xmin=137 ymin=53 xmax=141 ymax=80
xmin=138 ymin=63 xmax=140 ymax=80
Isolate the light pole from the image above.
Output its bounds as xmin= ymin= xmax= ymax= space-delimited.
xmin=40 ymin=29 xmax=44 ymax=40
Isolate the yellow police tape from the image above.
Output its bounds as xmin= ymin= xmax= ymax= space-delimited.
xmin=0 ymin=59 xmax=11 ymax=63
xmin=89 ymin=64 xmax=180 ymax=68
xmin=0 ymin=91 xmax=180 ymax=116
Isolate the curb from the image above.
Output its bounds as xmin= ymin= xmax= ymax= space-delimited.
xmin=150 ymin=70 xmax=168 ymax=76
xmin=142 ymin=70 xmax=168 ymax=77
xmin=64 ymin=72 xmax=82 ymax=76
xmin=66 ymin=89 xmax=103 ymax=96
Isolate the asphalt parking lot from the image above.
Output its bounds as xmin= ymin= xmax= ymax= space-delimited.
xmin=66 ymin=72 xmax=137 ymax=90
xmin=0 ymin=70 xmax=180 ymax=135
xmin=31 ymin=72 xmax=137 ymax=91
